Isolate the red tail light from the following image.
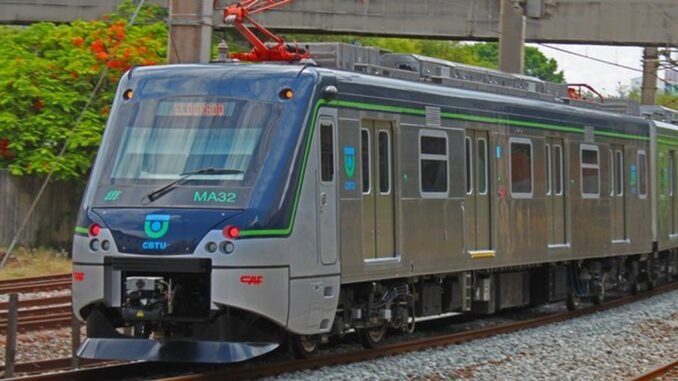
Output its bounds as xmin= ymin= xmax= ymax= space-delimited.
xmin=223 ymin=225 xmax=240 ymax=239
xmin=89 ymin=223 xmax=101 ymax=237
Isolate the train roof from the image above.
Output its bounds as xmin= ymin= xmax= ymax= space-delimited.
xmin=124 ymin=63 xmax=651 ymax=137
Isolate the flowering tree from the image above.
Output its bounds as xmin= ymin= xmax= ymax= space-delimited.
xmin=0 ymin=2 xmax=167 ymax=179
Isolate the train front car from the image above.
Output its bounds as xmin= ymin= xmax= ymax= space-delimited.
xmin=72 ymin=64 xmax=340 ymax=363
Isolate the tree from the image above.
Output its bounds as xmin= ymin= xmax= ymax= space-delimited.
xmin=0 ymin=1 xmax=167 ymax=179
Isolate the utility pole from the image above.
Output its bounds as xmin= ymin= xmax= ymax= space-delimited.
xmin=641 ymin=47 xmax=659 ymax=105
xmin=499 ymin=0 xmax=526 ymax=74
xmin=168 ymin=0 xmax=214 ymax=64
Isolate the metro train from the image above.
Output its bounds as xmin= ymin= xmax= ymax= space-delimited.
xmin=72 ymin=45 xmax=678 ymax=363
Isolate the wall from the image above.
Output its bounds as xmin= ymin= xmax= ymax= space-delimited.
xmin=0 ymin=169 xmax=84 ymax=249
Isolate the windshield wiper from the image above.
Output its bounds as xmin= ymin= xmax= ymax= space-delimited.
xmin=142 ymin=167 xmax=244 ymax=203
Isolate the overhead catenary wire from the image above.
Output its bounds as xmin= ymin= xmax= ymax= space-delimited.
xmin=0 ymin=0 xmax=148 ymax=269
xmin=537 ymin=43 xmax=677 ymax=87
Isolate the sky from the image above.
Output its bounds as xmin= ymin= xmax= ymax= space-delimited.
xmin=528 ymin=44 xmax=644 ymax=96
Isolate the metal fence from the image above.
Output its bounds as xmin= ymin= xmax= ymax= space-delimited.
xmin=0 ymin=169 xmax=84 ymax=249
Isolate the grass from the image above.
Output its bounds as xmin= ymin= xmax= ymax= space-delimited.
xmin=0 ymin=247 xmax=72 ymax=281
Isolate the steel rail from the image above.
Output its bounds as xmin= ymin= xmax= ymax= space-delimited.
xmin=0 ymin=295 xmax=71 ymax=311
xmin=0 ymin=274 xmax=71 ymax=295
xmin=0 ymin=311 xmax=72 ymax=334
xmin=629 ymin=358 xmax=678 ymax=381
xmin=0 ymin=304 xmax=71 ymax=320
xmin=0 ymin=358 xmax=108 ymax=376
xmin=7 ymin=282 xmax=677 ymax=381
xmin=0 ymin=274 xmax=70 ymax=287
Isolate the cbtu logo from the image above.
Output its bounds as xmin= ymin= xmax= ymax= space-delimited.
xmin=144 ymin=214 xmax=170 ymax=239
xmin=142 ymin=214 xmax=170 ymax=251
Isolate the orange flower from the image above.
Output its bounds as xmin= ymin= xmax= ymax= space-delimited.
xmin=96 ymin=51 xmax=109 ymax=60
xmin=101 ymin=105 xmax=110 ymax=116
xmin=90 ymin=39 xmax=105 ymax=54
xmin=72 ymin=36 xmax=85 ymax=47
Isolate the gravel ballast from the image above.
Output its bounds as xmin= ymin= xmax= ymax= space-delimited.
xmin=265 ymin=289 xmax=678 ymax=381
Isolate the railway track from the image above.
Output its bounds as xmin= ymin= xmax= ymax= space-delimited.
xmin=0 ymin=274 xmax=71 ymax=294
xmin=0 ymin=274 xmax=73 ymax=334
xmin=630 ymin=359 xmax=678 ymax=381
xmin=7 ymin=281 xmax=676 ymax=381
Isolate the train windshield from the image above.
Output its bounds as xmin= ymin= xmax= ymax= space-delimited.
xmin=90 ymin=95 xmax=283 ymax=208
xmin=109 ymin=97 xmax=278 ymax=184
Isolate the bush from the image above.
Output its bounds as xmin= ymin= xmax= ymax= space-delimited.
xmin=0 ymin=1 xmax=167 ymax=179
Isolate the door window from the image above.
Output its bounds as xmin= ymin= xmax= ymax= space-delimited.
xmin=320 ymin=122 xmax=334 ymax=182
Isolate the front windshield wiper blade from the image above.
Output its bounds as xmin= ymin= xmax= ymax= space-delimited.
xmin=142 ymin=167 xmax=244 ymax=204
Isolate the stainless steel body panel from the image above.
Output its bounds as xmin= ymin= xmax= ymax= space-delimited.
xmin=652 ymin=120 xmax=678 ymax=252
xmin=336 ymin=101 xmax=653 ymax=284
xmin=287 ymin=275 xmax=340 ymax=335
xmin=212 ymin=267 xmax=289 ymax=327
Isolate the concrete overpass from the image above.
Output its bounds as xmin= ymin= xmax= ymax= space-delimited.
xmin=1 ymin=0 xmax=676 ymax=46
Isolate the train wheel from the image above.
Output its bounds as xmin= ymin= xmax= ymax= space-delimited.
xmin=593 ymin=275 xmax=606 ymax=305
xmin=292 ymin=335 xmax=318 ymax=358
xmin=631 ymin=279 xmax=641 ymax=295
xmin=359 ymin=325 xmax=387 ymax=348
xmin=593 ymin=285 xmax=605 ymax=305
xmin=566 ymin=291 xmax=580 ymax=311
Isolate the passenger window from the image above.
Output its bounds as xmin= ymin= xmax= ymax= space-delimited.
xmin=615 ymin=150 xmax=624 ymax=196
xmin=580 ymin=145 xmax=600 ymax=197
xmin=609 ymin=149 xmax=614 ymax=197
xmin=465 ymin=137 xmax=473 ymax=194
xmin=477 ymin=138 xmax=488 ymax=194
xmin=378 ymin=131 xmax=391 ymax=194
xmin=554 ymin=145 xmax=563 ymax=195
xmin=670 ymin=152 xmax=675 ymax=197
xmin=546 ymin=144 xmax=552 ymax=195
xmin=361 ymin=129 xmax=370 ymax=193
xmin=510 ymin=138 xmax=533 ymax=197
xmin=638 ymin=151 xmax=647 ymax=198
xmin=420 ymin=131 xmax=448 ymax=196
xmin=320 ymin=122 xmax=334 ymax=182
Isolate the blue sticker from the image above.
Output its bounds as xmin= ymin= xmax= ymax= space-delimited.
xmin=344 ymin=180 xmax=356 ymax=191
xmin=496 ymin=145 xmax=502 ymax=159
xmin=630 ymin=164 xmax=637 ymax=194
xmin=344 ymin=146 xmax=356 ymax=178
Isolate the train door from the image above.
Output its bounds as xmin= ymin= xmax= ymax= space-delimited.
xmin=464 ymin=131 xmax=491 ymax=251
xmin=610 ymin=145 xmax=627 ymax=242
xmin=361 ymin=120 xmax=396 ymax=260
xmin=546 ymin=138 xmax=567 ymax=245
xmin=317 ymin=116 xmax=338 ymax=265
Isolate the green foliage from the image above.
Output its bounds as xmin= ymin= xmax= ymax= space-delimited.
xmin=657 ymin=92 xmax=678 ymax=109
xmin=627 ymin=89 xmax=678 ymax=109
xmin=0 ymin=1 xmax=167 ymax=179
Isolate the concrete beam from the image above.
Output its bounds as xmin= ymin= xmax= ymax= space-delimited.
xmin=235 ymin=0 xmax=678 ymax=46
xmin=1 ymin=0 xmax=677 ymax=46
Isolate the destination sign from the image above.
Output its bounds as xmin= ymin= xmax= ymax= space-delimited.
xmin=171 ymin=103 xmax=225 ymax=116
xmin=156 ymin=101 xmax=234 ymax=117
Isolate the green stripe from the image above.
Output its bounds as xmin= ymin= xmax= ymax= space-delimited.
xmin=240 ymin=99 xmax=328 ymax=238
xmin=74 ymin=226 xmax=89 ymax=235
xmin=332 ymin=99 xmax=647 ymax=140
xmin=240 ymin=98 xmax=648 ymax=238
xmin=595 ymin=130 xmax=650 ymax=141
xmin=657 ymin=133 xmax=678 ymax=147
